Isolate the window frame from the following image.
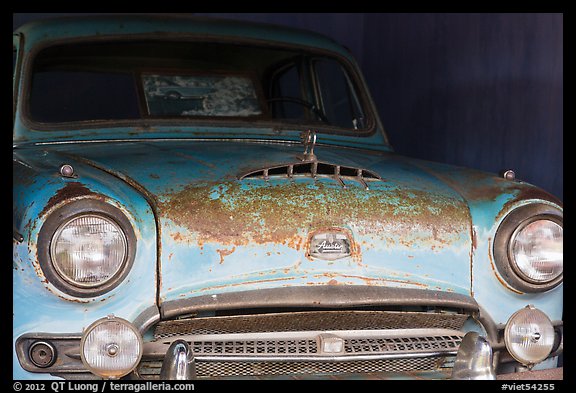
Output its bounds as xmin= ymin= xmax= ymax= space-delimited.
xmin=13 ymin=33 xmax=23 ymax=128
xmin=310 ymin=57 xmax=367 ymax=130
xmin=20 ymin=35 xmax=378 ymax=137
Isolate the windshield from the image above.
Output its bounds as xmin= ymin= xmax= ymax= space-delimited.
xmin=28 ymin=40 xmax=369 ymax=132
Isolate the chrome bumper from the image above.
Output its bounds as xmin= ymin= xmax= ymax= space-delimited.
xmin=159 ymin=340 xmax=196 ymax=380
xmin=451 ymin=332 xmax=496 ymax=380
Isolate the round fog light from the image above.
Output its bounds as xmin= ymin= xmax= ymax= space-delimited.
xmin=80 ymin=315 xmax=143 ymax=379
xmin=504 ymin=305 xmax=554 ymax=366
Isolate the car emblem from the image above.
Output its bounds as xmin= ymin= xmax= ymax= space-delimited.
xmin=308 ymin=229 xmax=352 ymax=260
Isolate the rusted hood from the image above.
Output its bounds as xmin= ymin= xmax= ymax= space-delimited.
xmin=27 ymin=140 xmax=474 ymax=302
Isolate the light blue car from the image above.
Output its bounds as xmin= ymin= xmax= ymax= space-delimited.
xmin=13 ymin=15 xmax=562 ymax=380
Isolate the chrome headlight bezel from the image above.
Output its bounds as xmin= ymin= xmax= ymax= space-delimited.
xmin=493 ymin=203 xmax=563 ymax=293
xmin=38 ymin=198 xmax=136 ymax=298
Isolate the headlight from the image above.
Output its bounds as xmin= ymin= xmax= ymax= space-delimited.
xmin=51 ymin=214 xmax=127 ymax=287
xmin=504 ymin=305 xmax=555 ymax=366
xmin=510 ymin=219 xmax=563 ymax=283
xmin=81 ymin=315 xmax=143 ymax=379
xmin=493 ymin=203 xmax=562 ymax=292
xmin=38 ymin=198 xmax=136 ymax=297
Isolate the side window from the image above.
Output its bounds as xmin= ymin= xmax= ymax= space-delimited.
xmin=269 ymin=63 xmax=307 ymax=120
xmin=314 ymin=59 xmax=366 ymax=129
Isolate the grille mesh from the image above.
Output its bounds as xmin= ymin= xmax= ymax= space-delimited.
xmin=155 ymin=310 xmax=468 ymax=338
xmin=138 ymin=357 xmax=446 ymax=379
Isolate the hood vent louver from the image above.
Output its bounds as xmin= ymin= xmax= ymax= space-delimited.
xmin=239 ymin=162 xmax=382 ymax=190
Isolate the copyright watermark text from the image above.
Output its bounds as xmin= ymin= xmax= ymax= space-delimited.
xmin=502 ymin=384 xmax=556 ymax=391
xmin=13 ymin=382 xmax=195 ymax=393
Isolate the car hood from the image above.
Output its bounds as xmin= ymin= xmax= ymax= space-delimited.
xmin=23 ymin=140 xmax=474 ymax=303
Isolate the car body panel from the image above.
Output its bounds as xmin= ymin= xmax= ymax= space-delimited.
xmin=13 ymin=15 xmax=562 ymax=380
xmin=14 ymin=140 xmax=563 ymax=327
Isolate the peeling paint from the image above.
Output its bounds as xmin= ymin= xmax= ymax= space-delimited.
xmin=316 ymin=273 xmax=431 ymax=289
xmin=39 ymin=181 xmax=97 ymax=218
xmin=161 ymin=180 xmax=470 ymax=251
xmin=180 ymin=276 xmax=297 ymax=296
xmin=487 ymin=237 xmax=523 ymax=295
xmin=216 ymin=246 xmax=236 ymax=264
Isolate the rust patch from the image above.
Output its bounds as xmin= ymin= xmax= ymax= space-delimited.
xmin=160 ymin=181 xmax=470 ymax=250
xmin=39 ymin=181 xmax=95 ymax=217
xmin=427 ymin=165 xmax=562 ymax=207
xmin=470 ymin=226 xmax=477 ymax=297
xmin=471 ymin=226 xmax=478 ymax=252
xmin=316 ymin=273 xmax=430 ymax=288
xmin=216 ymin=246 xmax=236 ymax=264
xmin=171 ymin=232 xmax=185 ymax=242
xmin=45 ymin=285 xmax=91 ymax=303
xmin=487 ymin=237 xmax=523 ymax=295
xmin=429 ymin=169 xmax=521 ymax=202
xmin=182 ymin=276 xmax=296 ymax=295
xmin=495 ymin=186 xmax=563 ymax=223
xmin=173 ymin=151 xmax=217 ymax=169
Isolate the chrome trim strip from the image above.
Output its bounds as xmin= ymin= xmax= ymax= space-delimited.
xmin=153 ymin=327 xmax=462 ymax=343
xmin=18 ymin=138 xmax=390 ymax=154
xmin=186 ymin=352 xmax=457 ymax=363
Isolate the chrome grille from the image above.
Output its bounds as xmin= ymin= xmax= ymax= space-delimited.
xmin=192 ymin=339 xmax=318 ymax=356
xmin=345 ymin=335 xmax=461 ymax=354
xmin=182 ymin=331 xmax=462 ymax=359
xmin=239 ymin=161 xmax=382 ymax=189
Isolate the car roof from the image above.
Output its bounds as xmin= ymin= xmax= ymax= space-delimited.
xmin=14 ymin=14 xmax=352 ymax=58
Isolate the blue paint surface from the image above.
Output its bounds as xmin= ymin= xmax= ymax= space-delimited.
xmin=13 ymin=15 xmax=562 ymax=380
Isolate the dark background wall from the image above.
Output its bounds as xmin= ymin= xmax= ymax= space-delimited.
xmin=13 ymin=13 xmax=563 ymax=200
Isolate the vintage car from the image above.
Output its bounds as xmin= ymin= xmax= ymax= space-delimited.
xmin=13 ymin=15 xmax=563 ymax=380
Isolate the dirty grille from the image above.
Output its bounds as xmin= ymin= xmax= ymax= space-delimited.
xmin=345 ymin=335 xmax=461 ymax=354
xmin=181 ymin=334 xmax=461 ymax=357
xmin=192 ymin=339 xmax=318 ymax=355
xmin=239 ymin=161 xmax=382 ymax=189
xmin=139 ymin=310 xmax=468 ymax=379
xmin=154 ymin=310 xmax=468 ymax=338
xmin=138 ymin=356 xmax=447 ymax=379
